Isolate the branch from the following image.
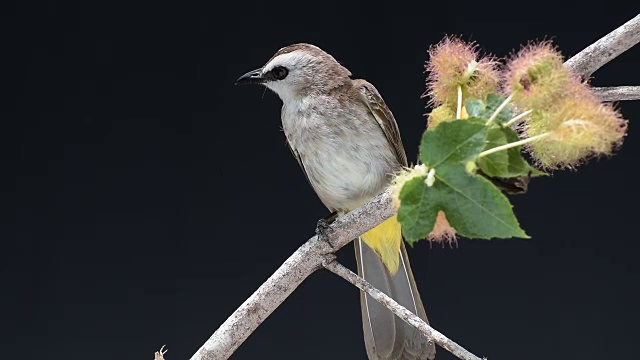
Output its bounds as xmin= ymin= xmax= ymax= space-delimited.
xmin=190 ymin=237 xmax=325 ymax=360
xmin=183 ymin=15 xmax=640 ymax=360
xmin=594 ymin=86 xmax=640 ymax=101
xmin=564 ymin=14 xmax=640 ymax=79
xmin=189 ymin=189 xmax=397 ymax=360
xmin=323 ymin=260 xmax=483 ymax=360
xmin=562 ymin=15 xmax=640 ymax=103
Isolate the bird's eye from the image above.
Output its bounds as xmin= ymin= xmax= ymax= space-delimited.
xmin=270 ymin=66 xmax=288 ymax=80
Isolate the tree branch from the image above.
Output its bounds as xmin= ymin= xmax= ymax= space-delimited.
xmin=188 ymin=189 xmax=397 ymax=360
xmin=564 ymin=14 xmax=640 ymax=79
xmin=183 ymin=14 xmax=640 ymax=360
xmin=594 ymin=86 xmax=640 ymax=101
xmin=323 ymin=260 xmax=483 ymax=360
xmin=189 ymin=237 xmax=326 ymax=360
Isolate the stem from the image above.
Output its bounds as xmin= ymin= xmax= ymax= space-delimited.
xmin=323 ymin=260 xmax=483 ymax=360
xmin=504 ymin=109 xmax=533 ymax=127
xmin=478 ymin=133 xmax=549 ymax=158
xmin=462 ymin=60 xmax=478 ymax=83
xmin=486 ymin=93 xmax=513 ymax=125
xmin=456 ymin=85 xmax=463 ymax=119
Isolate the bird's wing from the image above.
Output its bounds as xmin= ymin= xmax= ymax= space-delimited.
xmin=353 ymin=79 xmax=408 ymax=167
xmin=280 ymin=108 xmax=321 ymax=201
xmin=286 ymin=140 xmax=313 ymax=187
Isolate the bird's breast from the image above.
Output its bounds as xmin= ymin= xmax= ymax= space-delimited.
xmin=281 ymin=98 xmax=399 ymax=211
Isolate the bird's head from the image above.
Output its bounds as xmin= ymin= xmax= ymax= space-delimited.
xmin=235 ymin=43 xmax=352 ymax=102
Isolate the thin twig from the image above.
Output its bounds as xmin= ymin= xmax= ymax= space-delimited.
xmin=188 ymin=189 xmax=397 ymax=360
xmin=154 ymin=345 xmax=168 ymax=360
xmin=593 ymin=86 xmax=640 ymax=101
xmin=323 ymin=260 xmax=483 ymax=360
xmin=564 ymin=14 xmax=640 ymax=79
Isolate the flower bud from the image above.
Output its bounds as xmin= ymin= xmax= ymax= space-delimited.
xmin=523 ymin=83 xmax=628 ymax=169
xmin=424 ymin=37 xmax=500 ymax=108
xmin=503 ymin=41 xmax=574 ymax=110
xmin=428 ymin=211 xmax=457 ymax=245
xmin=427 ymin=104 xmax=457 ymax=129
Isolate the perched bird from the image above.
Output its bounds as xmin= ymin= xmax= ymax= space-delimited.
xmin=236 ymin=43 xmax=436 ymax=360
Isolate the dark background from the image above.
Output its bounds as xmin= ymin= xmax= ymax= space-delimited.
xmin=3 ymin=1 xmax=640 ymax=359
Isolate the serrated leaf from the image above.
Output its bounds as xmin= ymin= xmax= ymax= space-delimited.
xmin=420 ymin=120 xmax=488 ymax=167
xmin=434 ymin=164 xmax=529 ymax=239
xmin=477 ymin=127 xmax=509 ymax=177
xmin=464 ymin=98 xmax=485 ymax=118
xmin=397 ymin=163 xmax=529 ymax=243
xmin=483 ymin=93 xmax=513 ymax=124
xmin=397 ymin=176 xmax=437 ymax=244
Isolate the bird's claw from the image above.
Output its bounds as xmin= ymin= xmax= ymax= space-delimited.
xmin=316 ymin=218 xmax=334 ymax=248
xmin=316 ymin=211 xmax=338 ymax=249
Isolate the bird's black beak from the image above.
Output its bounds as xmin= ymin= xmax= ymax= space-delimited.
xmin=235 ymin=68 xmax=265 ymax=85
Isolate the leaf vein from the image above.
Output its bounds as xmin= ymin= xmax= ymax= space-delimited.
xmin=431 ymin=128 xmax=486 ymax=168
xmin=435 ymin=174 xmax=516 ymax=232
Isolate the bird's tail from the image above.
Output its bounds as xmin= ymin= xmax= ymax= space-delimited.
xmin=355 ymin=235 xmax=436 ymax=360
xmin=360 ymin=214 xmax=403 ymax=275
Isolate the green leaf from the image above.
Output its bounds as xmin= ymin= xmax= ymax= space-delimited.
xmin=434 ymin=164 xmax=529 ymax=239
xmin=398 ymin=163 xmax=529 ymax=244
xmin=483 ymin=93 xmax=513 ymax=124
xmin=400 ymin=108 xmax=532 ymax=244
xmin=397 ymin=176 xmax=437 ymax=244
xmin=477 ymin=127 xmax=509 ymax=177
xmin=464 ymin=98 xmax=485 ymax=117
xmin=501 ymin=127 xmax=547 ymax=177
xmin=477 ymin=126 xmax=546 ymax=178
xmin=420 ymin=119 xmax=488 ymax=167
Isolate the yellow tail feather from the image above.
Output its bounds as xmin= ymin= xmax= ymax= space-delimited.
xmin=360 ymin=214 xmax=402 ymax=275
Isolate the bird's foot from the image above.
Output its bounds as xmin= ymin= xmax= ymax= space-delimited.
xmin=316 ymin=211 xmax=338 ymax=249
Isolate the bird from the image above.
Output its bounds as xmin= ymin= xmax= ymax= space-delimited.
xmin=236 ymin=43 xmax=436 ymax=360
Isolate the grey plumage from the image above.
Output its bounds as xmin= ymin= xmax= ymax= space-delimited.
xmin=237 ymin=43 xmax=436 ymax=360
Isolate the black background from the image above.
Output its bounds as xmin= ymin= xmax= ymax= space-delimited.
xmin=4 ymin=1 xmax=640 ymax=359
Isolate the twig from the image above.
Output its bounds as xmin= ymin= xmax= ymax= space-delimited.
xmin=564 ymin=14 xmax=640 ymax=79
xmin=323 ymin=260 xmax=483 ymax=360
xmin=154 ymin=345 xmax=168 ymax=360
xmin=593 ymin=86 xmax=640 ymax=101
xmin=188 ymin=189 xmax=397 ymax=360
